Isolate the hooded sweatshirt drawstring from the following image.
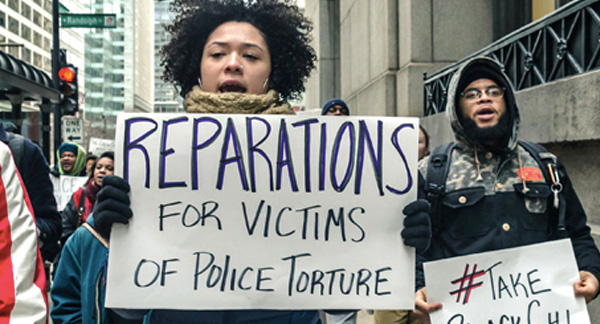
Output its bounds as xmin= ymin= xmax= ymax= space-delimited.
xmin=474 ymin=146 xmax=483 ymax=182
xmin=517 ymin=148 xmax=529 ymax=193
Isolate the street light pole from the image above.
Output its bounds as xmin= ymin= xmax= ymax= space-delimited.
xmin=52 ymin=0 xmax=62 ymax=163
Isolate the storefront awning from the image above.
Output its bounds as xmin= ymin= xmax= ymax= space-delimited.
xmin=0 ymin=50 xmax=60 ymax=105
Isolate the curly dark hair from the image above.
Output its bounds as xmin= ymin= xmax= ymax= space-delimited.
xmin=161 ymin=0 xmax=317 ymax=102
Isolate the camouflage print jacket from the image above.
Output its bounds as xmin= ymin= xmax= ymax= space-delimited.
xmin=415 ymin=142 xmax=600 ymax=290
xmin=415 ymin=57 xmax=600 ymax=290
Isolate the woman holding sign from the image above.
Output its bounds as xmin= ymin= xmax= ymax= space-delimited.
xmin=60 ymin=151 xmax=114 ymax=245
xmin=51 ymin=151 xmax=139 ymax=324
xmin=83 ymin=0 xmax=430 ymax=323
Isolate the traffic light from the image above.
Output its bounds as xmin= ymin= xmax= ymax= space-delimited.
xmin=58 ymin=64 xmax=78 ymax=115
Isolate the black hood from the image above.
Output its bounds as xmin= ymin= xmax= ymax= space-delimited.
xmin=445 ymin=57 xmax=520 ymax=151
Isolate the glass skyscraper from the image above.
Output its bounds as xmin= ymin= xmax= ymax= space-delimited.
xmin=83 ymin=0 xmax=153 ymax=139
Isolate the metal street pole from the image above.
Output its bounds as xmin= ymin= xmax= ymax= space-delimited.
xmin=52 ymin=0 xmax=62 ymax=164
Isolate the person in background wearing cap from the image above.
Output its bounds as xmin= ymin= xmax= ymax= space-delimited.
xmin=322 ymin=98 xmax=350 ymax=116
xmin=408 ymin=57 xmax=600 ymax=322
xmin=321 ymin=98 xmax=370 ymax=324
xmin=51 ymin=142 xmax=87 ymax=177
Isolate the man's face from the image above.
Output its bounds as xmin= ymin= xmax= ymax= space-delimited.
xmin=60 ymin=151 xmax=77 ymax=172
xmin=325 ymin=104 xmax=349 ymax=116
xmin=459 ymin=78 xmax=506 ymax=129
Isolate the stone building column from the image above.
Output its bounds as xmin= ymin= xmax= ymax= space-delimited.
xmin=304 ymin=0 xmax=341 ymax=110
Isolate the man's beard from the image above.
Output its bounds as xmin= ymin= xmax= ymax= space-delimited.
xmin=460 ymin=111 xmax=511 ymax=144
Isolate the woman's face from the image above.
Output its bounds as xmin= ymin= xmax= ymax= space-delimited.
xmin=86 ymin=158 xmax=96 ymax=175
xmin=93 ymin=157 xmax=114 ymax=187
xmin=200 ymin=21 xmax=271 ymax=95
xmin=418 ymin=129 xmax=429 ymax=160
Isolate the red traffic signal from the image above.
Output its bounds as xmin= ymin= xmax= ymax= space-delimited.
xmin=58 ymin=67 xmax=76 ymax=82
xmin=58 ymin=64 xmax=79 ymax=115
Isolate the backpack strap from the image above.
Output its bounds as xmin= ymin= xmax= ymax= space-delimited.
xmin=81 ymin=223 xmax=109 ymax=248
xmin=6 ymin=132 xmax=25 ymax=173
xmin=518 ymin=141 xmax=566 ymax=238
xmin=425 ymin=142 xmax=455 ymax=236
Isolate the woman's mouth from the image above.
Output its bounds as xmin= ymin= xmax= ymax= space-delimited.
xmin=219 ymin=81 xmax=247 ymax=93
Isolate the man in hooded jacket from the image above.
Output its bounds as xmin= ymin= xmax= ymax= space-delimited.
xmin=407 ymin=57 xmax=600 ymax=321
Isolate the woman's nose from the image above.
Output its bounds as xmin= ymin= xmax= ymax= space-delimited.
xmin=225 ymin=53 xmax=243 ymax=72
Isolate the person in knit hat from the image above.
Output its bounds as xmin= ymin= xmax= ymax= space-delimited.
xmin=52 ymin=142 xmax=87 ymax=176
xmin=321 ymin=98 xmax=359 ymax=324
xmin=321 ymin=98 xmax=350 ymax=116
xmin=410 ymin=57 xmax=600 ymax=322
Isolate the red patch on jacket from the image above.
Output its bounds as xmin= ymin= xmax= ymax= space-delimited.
xmin=517 ymin=167 xmax=543 ymax=181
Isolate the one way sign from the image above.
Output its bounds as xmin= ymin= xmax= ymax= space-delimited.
xmin=62 ymin=117 xmax=84 ymax=144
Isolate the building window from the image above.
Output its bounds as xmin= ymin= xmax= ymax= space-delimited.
xmin=21 ymin=2 xmax=30 ymax=19
xmin=33 ymin=31 xmax=41 ymax=47
xmin=7 ymin=39 xmax=18 ymax=57
xmin=33 ymin=52 xmax=41 ymax=68
xmin=8 ymin=0 xmax=18 ymax=12
xmin=34 ymin=0 xmax=42 ymax=6
xmin=44 ymin=0 xmax=51 ymax=13
xmin=43 ymin=37 xmax=50 ymax=51
xmin=43 ymin=17 xmax=51 ymax=32
xmin=21 ymin=24 xmax=31 ymax=42
xmin=493 ymin=0 xmax=533 ymax=40
xmin=22 ymin=47 xmax=31 ymax=63
xmin=8 ymin=16 xmax=19 ymax=34
xmin=43 ymin=56 xmax=51 ymax=73
xmin=0 ymin=10 xmax=5 ymax=28
xmin=33 ymin=10 xmax=41 ymax=27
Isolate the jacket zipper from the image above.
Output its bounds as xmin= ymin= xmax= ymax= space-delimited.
xmin=95 ymin=268 xmax=104 ymax=324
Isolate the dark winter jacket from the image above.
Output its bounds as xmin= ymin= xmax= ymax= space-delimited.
xmin=140 ymin=309 xmax=320 ymax=324
xmin=51 ymin=216 xmax=143 ymax=324
xmin=0 ymin=123 xmax=62 ymax=261
xmin=416 ymin=57 xmax=600 ymax=290
xmin=61 ymin=180 xmax=99 ymax=245
xmin=112 ymin=308 xmax=320 ymax=324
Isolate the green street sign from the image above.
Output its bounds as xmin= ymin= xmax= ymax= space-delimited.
xmin=60 ymin=14 xmax=117 ymax=28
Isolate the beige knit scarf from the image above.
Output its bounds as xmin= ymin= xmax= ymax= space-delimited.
xmin=184 ymin=85 xmax=294 ymax=115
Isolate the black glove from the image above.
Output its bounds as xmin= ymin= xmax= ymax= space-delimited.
xmin=401 ymin=199 xmax=431 ymax=254
xmin=93 ymin=175 xmax=133 ymax=238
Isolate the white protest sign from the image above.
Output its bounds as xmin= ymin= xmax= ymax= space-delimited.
xmin=424 ymin=239 xmax=589 ymax=324
xmin=88 ymin=137 xmax=115 ymax=156
xmin=106 ymin=113 xmax=419 ymax=310
xmin=51 ymin=175 xmax=88 ymax=211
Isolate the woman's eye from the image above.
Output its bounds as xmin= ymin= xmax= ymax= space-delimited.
xmin=210 ymin=52 xmax=225 ymax=58
xmin=244 ymin=54 xmax=258 ymax=60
